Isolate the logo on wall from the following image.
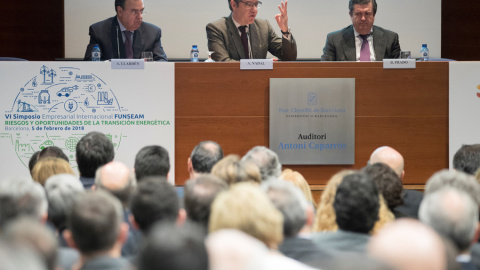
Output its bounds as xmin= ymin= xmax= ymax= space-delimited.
xmin=307 ymin=92 xmax=318 ymax=106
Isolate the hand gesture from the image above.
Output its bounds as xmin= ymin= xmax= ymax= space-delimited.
xmin=274 ymin=1 xmax=289 ymax=33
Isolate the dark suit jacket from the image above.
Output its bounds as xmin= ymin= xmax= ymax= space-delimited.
xmin=312 ymin=230 xmax=370 ymax=253
xmin=321 ymin=25 xmax=400 ymax=61
xmin=206 ymin=15 xmax=297 ymax=62
xmin=80 ymin=256 xmax=131 ymax=270
xmin=279 ymin=236 xmax=334 ymax=266
xmin=395 ymin=189 xmax=424 ymax=219
xmin=84 ymin=16 xmax=167 ymax=61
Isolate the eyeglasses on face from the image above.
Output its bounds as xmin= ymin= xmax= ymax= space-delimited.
xmin=239 ymin=0 xmax=262 ymax=9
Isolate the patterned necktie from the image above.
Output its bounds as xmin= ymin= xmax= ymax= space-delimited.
xmin=238 ymin=26 xmax=250 ymax=59
xmin=359 ymin=34 xmax=370 ymax=61
xmin=124 ymin=31 xmax=133 ymax=59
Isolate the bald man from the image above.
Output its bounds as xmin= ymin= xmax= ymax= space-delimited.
xmin=368 ymin=219 xmax=447 ymax=270
xmin=369 ymin=146 xmax=423 ymax=219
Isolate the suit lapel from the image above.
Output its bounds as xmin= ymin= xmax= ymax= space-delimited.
xmin=372 ymin=26 xmax=386 ymax=61
xmin=227 ymin=15 xmax=246 ymax=59
xmin=249 ymin=23 xmax=259 ymax=59
xmin=133 ymin=25 xmax=144 ymax=59
xmin=342 ymin=25 xmax=356 ymax=61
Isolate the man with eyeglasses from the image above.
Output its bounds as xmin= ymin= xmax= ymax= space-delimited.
xmin=321 ymin=0 xmax=400 ymax=61
xmin=206 ymin=0 xmax=297 ymax=62
xmin=84 ymin=0 xmax=167 ymax=61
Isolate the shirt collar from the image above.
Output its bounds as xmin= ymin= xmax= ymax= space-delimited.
xmin=232 ymin=17 xmax=249 ymax=32
xmin=116 ymin=17 xmax=133 ymax=34
xmin=353 ymin=27 xmax=373 ymax=38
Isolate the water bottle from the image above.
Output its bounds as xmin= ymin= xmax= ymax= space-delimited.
xmin=92 ymin=44 xmax=101 ymax=62
xmin=190 ymin=45 xmax=199 ymax=62
xmin=420 ymin=44 xmax=429 ymax=61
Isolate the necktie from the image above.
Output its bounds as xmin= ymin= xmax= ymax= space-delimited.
xmin=238 ymin=26 xmax=250 ymax=59
xmin=124 ymin=31 xmax=133 ymax=59
xmin=359 ymin=34 xmax=370 ymax=61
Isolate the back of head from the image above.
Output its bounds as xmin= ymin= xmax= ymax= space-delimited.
xmin=130 ymin=177 xmax=179 ymax=233
xmin=76 ymin=131 xmax=114 ymax=178
xmin=363 ymin=163 xmax=403 ymax=210
xmin=0 ymin=177 xmax=47 ymax=229
xmin=369 ymin=146 xmax=404 ymax=179
xmin=184 ymin=175 xmax=228 ymax=228
xmin=134 ymin=145 xmax=170 ymax=181
xmin=44 ymin=174 xmax=84 ymax=231
xmin=241 ymin=146 xmax=282 ymax=181
xmin=2 ymin=217 xmax=58 ymax=270
xmin=209 ymin=182 xmax=283 ymax=248
xmin=38 ymin=146 xmax=69 ymax=162
xmin=28 ymin=151 xmax=41 ymax=176
xmin=419 ymin=187 xmax=478 ymax=252
xmin=138 ymin=222 xmax=208 ymax=270
xmin=67 ymin=190 xmax=123 ymax=256
xmin=211 ymin=155 xmax=261 ymax=185
xmin=190 ymin=141 xmax=223 ymax=174
xmin=368 ymin=219 xmax=446 ymax=270
xmin=32 ymin=157 xmax=74 ymax=186
xmin=453 ymin=144 xmax=480 ymax=175
xmin=280 ymin=169 xmax=317 ymax=208
xmin=262 ymin=179 xmax=309 ymax=237
xmin=425 ymin=169 xmax=480 ymax=207
xmin=334 ymin=172 xmax=379 ymax=234
xmin=95 ymin=161 xmax=134 ymax=206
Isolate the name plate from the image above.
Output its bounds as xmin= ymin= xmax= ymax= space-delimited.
xmin=111 ymin=59 xmax=145 ymax=69
xmin=383 ymin=59 xmax=416 ymax=69
xmin=240 ymin=59 xmax=273 ymax=70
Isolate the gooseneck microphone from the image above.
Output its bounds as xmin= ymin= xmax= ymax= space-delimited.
xmin=116 ymin=26 xmax=120 ymax=58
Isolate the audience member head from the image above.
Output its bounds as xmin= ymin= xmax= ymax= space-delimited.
xmin=369 ymin=146 xmax=405 ymax=179
xmin=419 ymin=187 xmax=478 ymax=253
xmin=241 ymin=146 xmax=282 ymax=181
xmin=130 ymin=177 xmax=181 ymax=233
xmin=280 ymin=168 xmax=317 ymax=209
xmin=262 ymin=179 xmax=312 ymax=237
xmin=211 ymin=155 xmax=261 ymax=185
xmin=39 ymin=146 xmax=69 ymax=162
xmin=453 ymin=144 xmax=480 ymax=175
xmin=209 ymin=182 xmax=283 ymax=249
xmin=32 ymin=157 xmax=74 ymax=186
xmin=44 ymin=174 xmax=84 ymax=231
xmin=334 ymin=172 xmax=379 ymax=234
xmin=65 ymin=190 xmax=127 ymax=257
xmin=184 ymin=175 xmax=228 ymax=229
xmin=28 ymin=151 xmax=40 ymax=176
xmin=2 ymin=217 xmax=58 ymax=270
xmin=425 ymin=169 xmax=480 ymax=207
xmin=188 ymin=141 xmax=223 ymax=178
xmin=134 ymin=145 xmax=170 ymax=181
xmin=368 ymin=219 xmax=447 ymax=270
xmin=138 ymin=222 xmax=208 ymax=270
xmin=95 ymin=161 xmax=135 ymax=207
xmin=0 ymin=177 xmax=48 ymax=229
xmin=76 ymin=131 xmax=114 ymax=178
xmin=363 ymin=163 xmax=404 ymax=210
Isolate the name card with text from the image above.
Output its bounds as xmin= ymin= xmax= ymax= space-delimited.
xmin=383 ymin=59 xmax=416 ymax=69
xmin=111 ymin=59 xmax=145 ymax=69
xmin=240 ymin=59 xmax=274 ymax=70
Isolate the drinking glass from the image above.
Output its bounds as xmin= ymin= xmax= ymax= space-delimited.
xmin=205 ymin=51 xmax=215 ymax=62
xmin=141 ymin=51 xmax=154 ymax=62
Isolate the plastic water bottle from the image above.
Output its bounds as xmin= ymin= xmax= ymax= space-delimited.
xmin=420 ymin=44 xmax=429 ymax=61
xmin=190 ymin=45 xmax=199 ymax=62
xmin=92 ymin=44 xmax=101 ymax=62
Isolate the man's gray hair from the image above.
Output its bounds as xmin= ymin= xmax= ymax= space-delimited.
xmin=419 ymin=187 xmax=478 ymax=252
xmin=242 ymin=146 xmax=282 ymax=181
xmin=425 ymin=169 xmax=480 ymax=206
xmin=0 ymin=177 xmax=48 ymax=228
xmin=262 ymin=179 xmax=309 ymax=237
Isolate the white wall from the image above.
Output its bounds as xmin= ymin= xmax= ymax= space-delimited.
xmin=65 ymin=0 xmax=441 ymax=60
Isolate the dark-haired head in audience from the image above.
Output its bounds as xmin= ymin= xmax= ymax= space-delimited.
xmin=29 ymin=151 xmax=41 ymax=176
xmin=130 ymin=177 xmax=184 ymax=234
xmin=2 ymin=217 xmax=58 ymax=270
xmin=39 ymin=146 xmax=69 ymax=162
xmin=453 ymin=144 xmax=480 ymax=175
xmin=134 ymin=145 xmax=170 ymax=182
xmin=184 ymin=174 xmax=228 ymax=232
xmin=363 ymin=163 xmax=404 ymax=218
xmin=138 ymin=222 xmax=209 ymax=270
xmin=76 ymin=131 xmax=114 ymax=189
xmin=64 ymin=191 xmax=130 ymax=268
xmin=0 ymin=177 xmax=48 ymax=230
xmin=241 ymin=146 xmax=282 ymax=181
xmin=188 ymin=141 xmax=223 ymax=179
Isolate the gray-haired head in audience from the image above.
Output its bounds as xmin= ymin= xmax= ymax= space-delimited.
xmin=242 ymin=146 xmax=282 ymax=181
xmin=425 ymin=169 xmax=480 ymax=207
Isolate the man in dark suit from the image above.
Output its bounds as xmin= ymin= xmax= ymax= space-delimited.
xmin=84 ymin=0 xmax=167 ymax=61
xmin=321 ymin=0 xmax=400 ymax=61
xmin=206 ymin=0 xmax=297 ymax=61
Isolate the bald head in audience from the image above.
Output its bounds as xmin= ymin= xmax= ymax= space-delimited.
xmin=95 ymin=161 xmax=134 ymax=207
xmin=369 ymin=146 xmax=405 ymax=179
xmin=368 ymin=219 xmax=446 ymax=270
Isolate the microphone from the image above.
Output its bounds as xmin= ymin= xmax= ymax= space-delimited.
xmin=116 ymin=26 xmax=120 ymax=58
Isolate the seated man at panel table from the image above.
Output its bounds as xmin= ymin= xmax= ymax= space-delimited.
xmin=321 ymin=0 xmax=401 ymax=61
xmin=84 ymin=0 xmax=167 ymax=61
xmin=206 ymin=0 xmax=297 ymax=62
